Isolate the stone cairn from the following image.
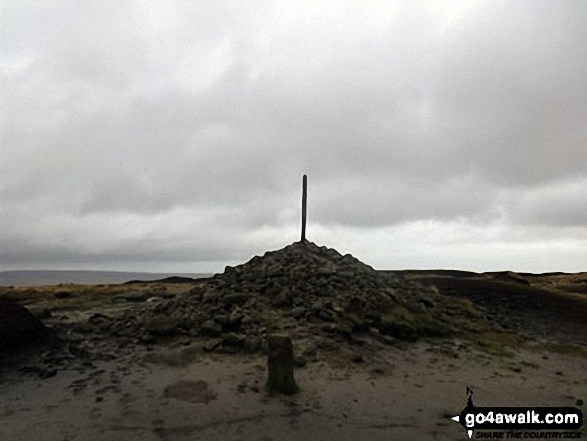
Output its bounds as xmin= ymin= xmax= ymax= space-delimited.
xmin=107 ymin=240 xmax=446 ymax=351
xmin=100 ymin=175 xmax=453 ymax=364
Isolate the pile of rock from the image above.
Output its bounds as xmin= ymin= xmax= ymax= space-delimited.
xmin=104 ymin=241 xmax=450 ymax=353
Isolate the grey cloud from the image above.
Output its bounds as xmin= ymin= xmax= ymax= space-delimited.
xmin=1 ymin=0 xmax=586 ymax=271
xmin=311 ymin=173 xmax=502 ymax=227
xmin=500 ymin=178 xmax=587 ymax=227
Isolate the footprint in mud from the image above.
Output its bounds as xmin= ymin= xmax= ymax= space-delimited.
xmin=163 ymin=380 xmax=218 ymax=404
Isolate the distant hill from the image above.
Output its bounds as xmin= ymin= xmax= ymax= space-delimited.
xmin=0 ymin=270 xmax=213 ymax=287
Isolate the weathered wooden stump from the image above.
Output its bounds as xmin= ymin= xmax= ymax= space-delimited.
xmin=266 ymin=335 xmax=299 ymax=394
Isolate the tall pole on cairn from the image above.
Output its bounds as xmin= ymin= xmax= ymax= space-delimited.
xmin=301 ymin=175 xmax=307 ymax=242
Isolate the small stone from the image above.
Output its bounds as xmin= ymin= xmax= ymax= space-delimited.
xmin=222 ymin=333 xmax=244 ymax=348
xmin=148 ymin=316 xmax=179 ymax=336
xmin=264 ymin=284 xmax=281 ymax=297
xmin=228 ymin=308 xmax=243 ymax=330
xmin=213 ymin=315 xmax=227 ymax=325
xmin=39 ymin=368 xmax=57 ymax=379
xmin=27 ymin=307 xmax=52 ymax=320
xmin=113 ymin=290 xmax=150 ymax=303
xmin=240 ymin=315 xmax=254 ymax=327
xmin=88 ymin=313 xmax=111 ymax=323
xmin=244 ymin=337 xmax=261 ymax=353
xmin=314 ymin=337 xmax=332 ymax=349
xmin=418 ymin=297 xmax=436 ymax=308
xmin=202 ymin=291 xmax=218 ymax=302
xmin=200 ymin=320 xmax=222 ymax=337
xmin=291 ymin=307 xmax=307 ymax=319
xmin=370 ymin=365 xmax=386 ymax=375
xmin=316 ymin=309 xmax=335 ymax=322
xmin=377 ymin=334 xmax=396 ymax=346
xmin=293 ymin=355 xmax=307 ymax=368
xmin=270 ymin=287 xmax=293 ymax=307
xmin=243 ymin=297 xmax=257 ymax=308
xmin=73 ymin=321 xmax=94 ymax=334
xmin=139 ymin=334 xmax=156 ymax=344
xmin=203 ymin=339 xmax=222 ymax=352
xmin=223 ymin=293 xmax=251 ymax=307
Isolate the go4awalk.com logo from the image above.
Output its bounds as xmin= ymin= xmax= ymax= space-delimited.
xmin=450 ymin=387 xmax=583 ymax=439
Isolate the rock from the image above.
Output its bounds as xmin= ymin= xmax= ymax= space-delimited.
xmin=148 ymin=316 xmax=179 ymax=336
xmin=139 ymin=334 xmax=156 ymax=344
xmin=347 ymin=313 xmax=369 ymax=332
xmin=200 ymin=320 xmax=222 ymax=337
xmin=203 ymin=339 xmax=222 ymax=352
xmin=302 ymin=344 xmax=318 ymax=359
xmin=228 ymin=308 xmax=243 ymax=330
xmin=270 ymin=287 xmax=292 ymax=307
xmin=291 ymin=307 xmax=307 ymax=319
xmin=352 ymin=353 xmax=364 ymax=363
xmin=153 ymin=300 xmax=173 ymax=313
xmin=266 ymin=335 xmax=299 ymax=395
xmin=377 ymin=334 xmax=396 ymax=346
xmin=222 ymin=333 xmax=244 ymax=348
xmin=87 ymin=313 xmax=112 ymax=332
xmin=316 ymin=309 xmax=335 ymax=322
xmin=213 ymin=315 xmax=227 ymax=325
xmin=418 ymin=297 xmax=436 ymax=308
xmin=316 ymin=337 xmax=335 ymax=350
xmin=73 ymin=321 xmax=94 ymax=334
xmin=244 ymin=337 xmax=261 ymax=353
xmin=27 ymin=306 xmax=52 ymax=320
xmin=222 ymin=293 xmax=251 ymax=307
xmin=202 ymin=291 xmax=219 ymax=302
xmin=414 ymin=303 xmax=427 ymax=312
xmin=0 ymin=300 xmax=50 ymax=355
xmin=243 ymin=297 xmax=257 ymax=308
xmin=370 ymin=364 xmax=387 ymax=375
xmin=337 ymin=321 xmax=353 ymax=338
xmin=381 ymin=287 xmax=398 ymax=303
xmin=293 ymin=355 xmax=307 ymax=367
xmin=321 ymin=323 xmax=340 ymax=334
xmin=240 ymin=315 xmax=254 ymax=328
xmin=377 ymin=293 xmax=394 ymax=313
xmin=113 ymin=290 xmax=150 ymax=303
xmin=264 ymin=284 xmax=281 ymax=297
xmin=20 ymin=365 xmax=57 ymax=379
xmin=88 ymin=313 xmax=111 ymax=323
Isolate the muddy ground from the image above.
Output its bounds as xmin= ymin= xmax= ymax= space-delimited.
xmin=0 ymin=267 xmax=586 ymax=440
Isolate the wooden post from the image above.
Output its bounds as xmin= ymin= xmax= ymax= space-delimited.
xmin=266 ymin=335 xmax=299 ymax=394
xmin=301 ymin=175 xmax=307 ymax=242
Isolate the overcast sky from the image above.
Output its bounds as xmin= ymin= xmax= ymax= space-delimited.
xmin=1 ymin=0 xmax=586 ymax=273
